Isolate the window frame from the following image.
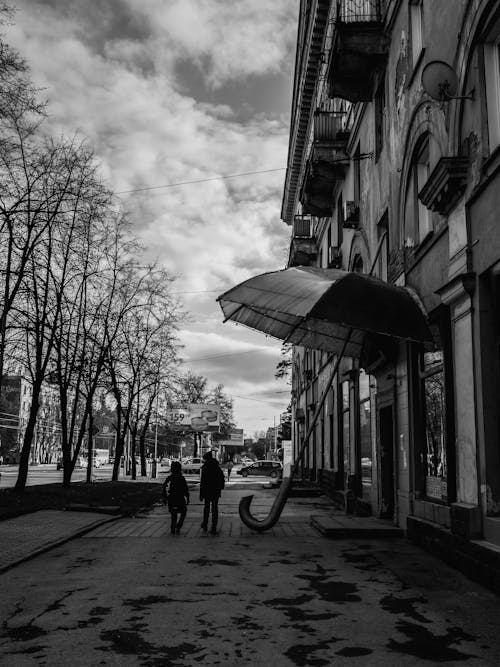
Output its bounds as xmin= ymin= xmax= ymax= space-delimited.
xmin=484 ymin=37 xmax=500 ymax=153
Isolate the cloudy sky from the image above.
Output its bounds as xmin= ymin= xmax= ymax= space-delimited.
xmin=7 ymin=0 xmax=298 ymax=436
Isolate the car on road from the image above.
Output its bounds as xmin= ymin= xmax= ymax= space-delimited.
xmin=236 ymin=460 xmax=282 ymax=478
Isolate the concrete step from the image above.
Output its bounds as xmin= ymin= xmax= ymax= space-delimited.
xmin=311 ymin=514 xmax=404 ymax=538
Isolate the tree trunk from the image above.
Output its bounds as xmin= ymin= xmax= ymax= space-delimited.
xmin=86 ymin=407 xmax=94 ymax=484
xmin=15 ymin=393 xmax=40 ymax=492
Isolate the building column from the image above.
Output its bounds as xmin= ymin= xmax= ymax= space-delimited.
xmin=437 ymin=273 xmax=481 ymax=538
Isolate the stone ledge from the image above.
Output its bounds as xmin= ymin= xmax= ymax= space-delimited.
xmin=407 ymin=515 xmax=500 ymax=596
xmin=311 ymin=514 xmax=404 ymax=538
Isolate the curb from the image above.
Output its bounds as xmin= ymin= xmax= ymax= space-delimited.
xmin=0 ymin=515 xmax=119 ymax=575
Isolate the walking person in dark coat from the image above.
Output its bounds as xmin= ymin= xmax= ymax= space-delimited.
xmin=162 ymin=461 xmax=190 ymax=534
xmin=199 ymin=451 xmax=225 ymax=535
xmin=226 ymin=458 xmax=234 ymax=481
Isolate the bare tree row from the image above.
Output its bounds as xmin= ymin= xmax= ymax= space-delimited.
xmin=0 ymin=8 xmax=185 ymax=490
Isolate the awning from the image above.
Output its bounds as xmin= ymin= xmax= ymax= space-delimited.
xmin=217 ymin=266 xmax=432 ymax=358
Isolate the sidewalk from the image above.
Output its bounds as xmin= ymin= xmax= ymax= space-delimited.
xmin=2 ymin=487 xmax=500 ymax=665
xmin=0 ymin=510 xmax=117 ymax=573
xmin=0 ymin=483 xmax=403 ymax=573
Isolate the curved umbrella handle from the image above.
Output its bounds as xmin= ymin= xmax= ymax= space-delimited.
xmin=238 ymin=335 xmax=351 ymax=532
xmin=238 ymin=476 xmax=294 ymax=532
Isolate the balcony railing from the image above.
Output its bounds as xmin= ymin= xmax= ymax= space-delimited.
xmin=328 ymin=0 xmax=388 ymax=102
xmin=336 ymin=0 xmax=384 ymax=23
xmin=293 ymin=215 xmax=313 ymax=238
xmin=289 ymin=216 xmax=317 ymax=268
xmin=313 ymin=111 xmax=345 ymax=143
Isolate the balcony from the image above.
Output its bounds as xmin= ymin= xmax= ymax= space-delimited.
xmin=328 ymin=0 xmax=388 ymax=102
xmin=289 ymin=215 xmax=317 ymax=267
xmin=300 ymin=113 xmax=349 ymax=218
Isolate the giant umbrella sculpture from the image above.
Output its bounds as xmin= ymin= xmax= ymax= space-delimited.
xmin=217 ymin=261 xmax=432 ymax=532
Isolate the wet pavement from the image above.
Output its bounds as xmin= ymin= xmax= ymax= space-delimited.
xmin=1 ymin=487 xmax=500 ymax=665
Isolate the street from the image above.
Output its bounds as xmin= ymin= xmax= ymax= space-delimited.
xmin=1 ymin=488 xmax=500 ymax=666
xmin=0 ymin=463 xmax=266 ymax=489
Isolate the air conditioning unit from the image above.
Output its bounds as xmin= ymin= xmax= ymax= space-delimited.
xmin=342 ymin=200 xmax=359 ymax=229
xmin=327 ymin=246 xmax=342 ymax=269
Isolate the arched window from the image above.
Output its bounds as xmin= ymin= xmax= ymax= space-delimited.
xmin=352 ymin=253 xmax=364 ymax=273
xmin=404 ymin=134 xmax=432 ymax=247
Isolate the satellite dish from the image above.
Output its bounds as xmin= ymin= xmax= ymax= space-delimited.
xmin=421 ymin=60 xmax=459 ymax=101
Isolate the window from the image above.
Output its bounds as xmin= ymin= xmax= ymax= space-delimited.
xmin=352 ymin=254 xmax=364 ymax=273
xmin=353 ymin=144 xmax=361 ymax=207
xmin=336 ymin=193 xmax=343 ymax=247
xmin=409 ymin=0 xmax=423 ymax=70
xmin=377 ymin=212 xmax=389 ymax=281
xmin=404 ymin=135 xmax=431 ymax=246
xmin=484 ymin=38 xmax=500 ymax=152
xmin=375 ymin=77 xmax=385 ymax=160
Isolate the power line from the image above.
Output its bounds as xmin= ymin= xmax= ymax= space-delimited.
xmin=180 ymin=349 xmax=260 ymax=363
xmin=114 ymin=167 xmax=286 ymax=195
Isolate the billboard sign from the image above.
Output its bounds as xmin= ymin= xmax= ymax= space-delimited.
xmin=166 ymin=404 xmax=220 ymax=432
xmin=215 ymin=429 xmax=244 ymax=448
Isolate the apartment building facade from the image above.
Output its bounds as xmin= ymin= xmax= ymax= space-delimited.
xmin=282 ymin=0 xmax=500 ymax=578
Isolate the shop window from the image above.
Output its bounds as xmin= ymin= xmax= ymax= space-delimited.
xmin=342 ymin=380 xmax=350 ymax=482
xmin=484 ymin=38 xmax=500 ymax=152
xmin=359 ymin=370 xmax=372 ymax=486
xmin=421 ymin=348 xmax=447 ymax=500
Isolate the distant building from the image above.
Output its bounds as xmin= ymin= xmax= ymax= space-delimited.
xmin=0 ymin=375 xmax=61 ymax=463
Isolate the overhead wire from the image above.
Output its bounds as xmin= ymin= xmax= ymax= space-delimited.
xmin=114 ymin=167 xmax=287 ymax=195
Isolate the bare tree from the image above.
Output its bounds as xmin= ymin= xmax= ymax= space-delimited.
xmin=107 ymin=266 xmax=183 ymax=481
xmin=13 ymin=139 xmax=108 ymax=491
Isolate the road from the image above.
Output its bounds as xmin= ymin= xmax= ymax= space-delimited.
xmin=1 ymin=489 xmax=500 ymax=665
xmin=0 ymin=463 xmax=271 ymax=489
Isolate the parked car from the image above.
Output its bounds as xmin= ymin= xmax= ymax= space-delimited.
xmin=182 ymin=457 xmax=203 ymax=474
xmin=237 ymin=460 xmax=282 ymax=478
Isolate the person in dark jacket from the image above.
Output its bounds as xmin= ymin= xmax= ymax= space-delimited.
xmin=162 ymin=461 xmax=190 ymax=534
xmin=199 ymin=451 xmax=225 ymax=534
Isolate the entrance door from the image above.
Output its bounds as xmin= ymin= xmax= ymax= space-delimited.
xmin=379 ymin=405 xmax=395 ymax=520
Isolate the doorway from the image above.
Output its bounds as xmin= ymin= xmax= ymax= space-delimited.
xmin=379 ymin=405 xmax=395 ymax=520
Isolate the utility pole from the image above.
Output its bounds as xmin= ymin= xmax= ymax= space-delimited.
xmin=154 ymin=390 xmax=159 ymax=461
xmin=274 ymin=415 xmax=277 ymax=455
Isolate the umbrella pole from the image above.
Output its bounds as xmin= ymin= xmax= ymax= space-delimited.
xmin=239 ymin=330 xmax=352 ymax=532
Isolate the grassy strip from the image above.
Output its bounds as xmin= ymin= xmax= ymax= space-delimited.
xmin=0 ymin=481 xmax=163 ymax=521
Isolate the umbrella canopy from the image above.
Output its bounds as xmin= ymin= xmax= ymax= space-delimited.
xmin=217 ymin=266 xmax=432 ymax=358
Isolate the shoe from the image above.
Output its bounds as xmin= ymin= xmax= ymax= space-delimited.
xmin=210 ymin=527 xmax=217 ymax=535
xmin=171 ymin=527 xmax=176 ymax=534
xmin=176 ymin=527 xmax=181 ymax=534
xmin=201 ymin=523 xmax=207 ymax=532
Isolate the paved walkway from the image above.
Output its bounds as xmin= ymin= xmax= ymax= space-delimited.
xmin=2 ymin=489 xmax=500 ymax=665
xmin=0 ymin=485 xmax=399 ymax=573
xmin=0 ymin=510 xmax=116 ymax=573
